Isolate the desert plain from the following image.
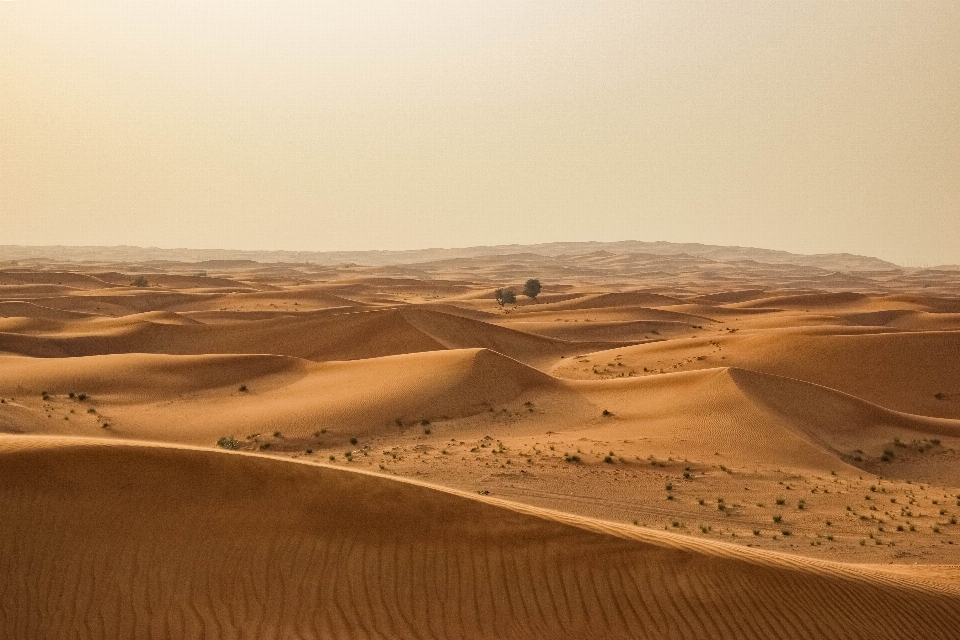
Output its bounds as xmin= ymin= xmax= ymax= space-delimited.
xmin=1 ymin=241 xmax=960 ymax=639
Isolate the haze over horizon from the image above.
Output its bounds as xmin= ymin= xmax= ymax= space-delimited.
xmin=2 ymin=1 xmax=958 ymax=266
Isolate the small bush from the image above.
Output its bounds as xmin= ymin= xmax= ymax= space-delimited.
xmin=602 ymin=409 xmax=613 ymax=417
xmin=217 ymin=436 xmax=241 ymax=450
xmin=775 ymin=498 xmax=786 ymax=505
xmin=131 ymin=276 xmax=149 ymax=287
xmin=273 ymin=431 xmax=282 ymax=438
xmin=239 ymin=385 xmax=248 ymax=392
xmin=773 ymin=515 xmax=783 ymax=523
xmin=604 ymin=456 xmax=613 ymax=463
xmin=349 ymin=437 xmax=358 ymax=445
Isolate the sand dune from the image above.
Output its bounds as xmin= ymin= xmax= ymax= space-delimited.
xmin=0 ymin=349 xmax=558 ymax=443
xmin=0 ymin=307 xmax=625 ymax=369
xmin=690 ymin=289 xmax=770 ymax=304
xmin=727 ymin=367 xmax=960 ymax=483
xmin=493 ymin=319 xmax=686 ymax=342
xmin=524 ymin=291 xmax=686 ymax=311
xmin=2 ymin=436 xmax=958 ymax=640
xmin=834 ymin=309 xmax=960 ymax=331
xmin=0 ymin=270 xmax=113 ymax=289
xmin=556 ymin=328 xmax=960 ymax=419
xmin=0 ymin=300 xmax=99 ymax=321
xmin=4 ymin=249 xmax=960 ymax=637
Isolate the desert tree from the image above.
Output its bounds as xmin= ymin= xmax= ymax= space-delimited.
xmin=494 ymin=288 xmax=516 ymax=306
xmin=523 ymin=279 xmax=542 ymax=302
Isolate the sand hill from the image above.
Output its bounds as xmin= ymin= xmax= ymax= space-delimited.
xmin=2 ymin=247 xmax=960 ymax=638
xmin=2 ymin=436 xmax=958 ymax=640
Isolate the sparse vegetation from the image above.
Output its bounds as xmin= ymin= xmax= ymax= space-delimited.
xmin=217 ymin=436 xmax=241 ymax=450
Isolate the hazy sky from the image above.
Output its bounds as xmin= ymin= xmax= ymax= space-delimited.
xmin=2 ymin=1 xmax=958 ymax=265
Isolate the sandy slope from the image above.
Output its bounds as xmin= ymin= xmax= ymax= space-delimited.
xmin=0 ymin=307 xmax=624 ymax=369
xmin=553 ymin=328 xmax=960 ymax=419
xmin=2 ymin=436 xmax=958 ymax=640
xmin=0 ymin=349 xmax=560 ymax=443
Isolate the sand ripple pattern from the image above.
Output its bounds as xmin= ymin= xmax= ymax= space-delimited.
xmin=1 ymin=438 xmax=958 ymax=640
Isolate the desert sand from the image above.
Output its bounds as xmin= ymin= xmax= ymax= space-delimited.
xmin=2 ymin=242 xmax=960 ymax=639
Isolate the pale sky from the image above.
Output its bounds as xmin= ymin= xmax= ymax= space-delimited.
xmin=2 ymin=1 xmax=958 ymax=266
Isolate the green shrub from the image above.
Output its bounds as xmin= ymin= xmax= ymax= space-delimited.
xmin=217 ymin=436 xmax=241 ymax=450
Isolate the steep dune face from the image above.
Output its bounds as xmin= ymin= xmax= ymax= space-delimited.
xmin=567 ymin=369 xmax=853 ymax=471
xmin=2 ymin=437 xmax=958 ymax=640
xmin=727 ymin=367 xmax=960 ymax=483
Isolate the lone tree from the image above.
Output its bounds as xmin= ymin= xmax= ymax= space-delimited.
xmin=523 ymin=278 xmax=542 ymax=302
xmin=494 ymin=288 xmax=517 ymax=307
xmin=131 ymin=276 xmax=148 ymax=287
